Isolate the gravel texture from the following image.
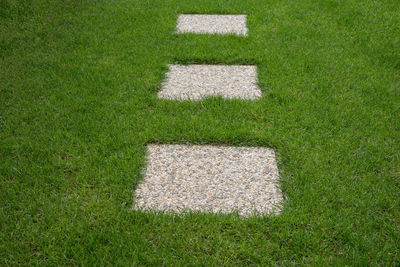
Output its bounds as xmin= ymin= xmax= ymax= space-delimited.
xmin=134 ymin=144 xmax=283 ymax=217
xmin=176 ymin=14 xmax=248 ymax=36
xmin=158 ymin=64 xmax=261 ymax=100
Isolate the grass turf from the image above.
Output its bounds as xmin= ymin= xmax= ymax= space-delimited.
xmin=1 ymin=0 xmax=399 ymax=265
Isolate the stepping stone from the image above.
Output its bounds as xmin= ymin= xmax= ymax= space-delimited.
xmin=176 ymin=14 xmax=248 ymax=36
xmin=134 ymin=144 xmax=283 ymax=217
xmin=158 ymin=64 xmax=261 ymax=100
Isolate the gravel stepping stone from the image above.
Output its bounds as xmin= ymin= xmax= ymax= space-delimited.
xmin=158 ymin=64 xmax=261 ymax=100
xmin=134 ymin=144 xmax=283 ymax=217
xmin=176 ymin=14 xmax=248 ymax=36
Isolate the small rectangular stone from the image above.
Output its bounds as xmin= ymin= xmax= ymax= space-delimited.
xmin=134 ymin=144 xmax=283 ymax=217
xmin=176 ymin=14 xmax=248 ymax=36
xmin=158 ymin=64 xmax=261 ymax=100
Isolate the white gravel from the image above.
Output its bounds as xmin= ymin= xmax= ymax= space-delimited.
xmin=176 ymin=14 xmax=248 ymax=36
xmin=158 ymin=64 xmax=261 ymax=100
xmin=134 ymin=144 xmax=283 ymax=217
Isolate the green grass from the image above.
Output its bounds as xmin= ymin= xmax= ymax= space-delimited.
xmin=1 ymin=0 xmax=400 ymax=265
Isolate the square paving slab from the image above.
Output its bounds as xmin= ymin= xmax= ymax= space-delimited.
xmin=176 ymin=14 xmax=248 ymax=36
xmin=158 ymin=64 xmax=261 ymax=100
xmin=134 ymin=144 xmax=283 ymax=217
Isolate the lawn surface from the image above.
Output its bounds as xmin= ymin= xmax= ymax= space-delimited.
xmin=1 ymin=0 xmax=400 ymax=265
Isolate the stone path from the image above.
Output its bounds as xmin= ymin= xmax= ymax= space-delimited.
xmin=133 ymin=13 xmax=283 ymax=217
xmin=134 ymin=144 xmax=282 ymax=216
xmin=158 ymin=64 xmax=261 ymax=100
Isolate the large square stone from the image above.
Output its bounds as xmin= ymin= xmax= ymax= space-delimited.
xmin=134 ymin=144 xmax=283 ymax=217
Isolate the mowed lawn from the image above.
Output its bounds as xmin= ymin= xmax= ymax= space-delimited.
xmin=1 ymin=0 xmax=399 ymax=265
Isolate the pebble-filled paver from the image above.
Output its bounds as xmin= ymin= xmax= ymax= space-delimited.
xmin=158 ymin=64 xmax=261 ymax=100
xmin=134 ymin=144 xmax=283 ymax=217
xmin=176 ymin=14 xmax=248 ymax=36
